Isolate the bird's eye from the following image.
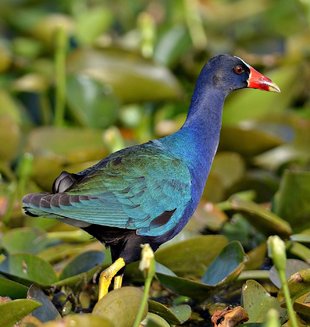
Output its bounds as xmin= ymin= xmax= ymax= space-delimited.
xmin=233 ymin=65 xmax=244 ymax=75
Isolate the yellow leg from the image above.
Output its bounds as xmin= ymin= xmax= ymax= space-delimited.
xmin=113 ymin=274 xmax=123 ymax=290
xmin=98 ymin=257 xmax=125 ymax=300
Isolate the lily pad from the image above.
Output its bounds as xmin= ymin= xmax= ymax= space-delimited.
xmin=75 ymin=7 xmax=112 ymax=45
xmin=68 ymin=48 xmax=182 ymax=103
xmin=269 ymin=259 xmax=310 ymax=289
xmin=53 ymin=260 xmax=104 ymax=288
xmin=278 ymin=268 xmax=310 ymax=303
xmin=155 ymin=235 xmax=228 ymax=277
xmin=93 ymin=286 xmax=147 ymax=327
xmin=244 ymin=242 xmax=267 ymax=270
xmin=293 ymin=293 xmax=310 ymax=318
xmin=0 ymin=275 xmax=28 ymax=298
xmin=288 ymin=242 xmax=310 ymax=263
xmin=154 ymin=25 xmax=192 ymax=67
xmin=26 ymin=126 xmax=107 ymax=189
xmin=254 ymin=117 xmax=310 ymax=170
xmin=66 ymin=74 xmax=119 ymax=129
xmin=201 ymin=241 xmax=247 ymax=285
xmin=1 ymin=227 xmax=51 ymax=255
xmin=59 ymin=250 xmax=105 ymax=280
xmin=148 ymin=300 xmax=191 ymax=324
xmin=156 ymin=273 xmax=215 ymax=302
xmin=144 ymin=312 xmax=170 ymax=327
xmin=0 ymin=298 xmax=41 ymax=327
xmin=227 ymin=196 xmax=292 ymax=236
xmin=42 ymin=314 xmax=114 ymax=327
xmin=0 ymin=115 xmax=21 ymax=163
xmin=27 ymin=284 xmax=61 ymax=322
xmin=220 ymin=124 xmax=284 ymax=157
xmin=0 ymin=253 xmax=57 ymax=286
xmin=242 ymin=280 xmax=285 ymax=323
xmin=273 ymin=170 xmax=310 ymax=231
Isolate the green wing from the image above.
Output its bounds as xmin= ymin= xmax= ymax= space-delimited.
xmin=29 ymin=143 xmax=192 ymax=237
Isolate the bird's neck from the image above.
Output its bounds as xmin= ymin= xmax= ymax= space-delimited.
xmin=161 ymin=87 xmax=227 ymax=193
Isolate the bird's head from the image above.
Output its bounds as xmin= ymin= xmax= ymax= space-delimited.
xmin=205 ymin=54 xmax=280 ymax=94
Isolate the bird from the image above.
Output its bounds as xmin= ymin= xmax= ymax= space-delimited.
xmin=22 ymin=54 xmax=280 ymax=299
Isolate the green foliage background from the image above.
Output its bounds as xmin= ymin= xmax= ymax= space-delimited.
xmin=0 ymin=0 xmax=309 ymax=326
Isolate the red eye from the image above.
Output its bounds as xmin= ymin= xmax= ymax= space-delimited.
xmin=233 ymin=65 xmax=244 ymax=75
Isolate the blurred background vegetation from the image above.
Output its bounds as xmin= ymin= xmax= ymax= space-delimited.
xmin=0 ymin=0 xmax=309 ymax=326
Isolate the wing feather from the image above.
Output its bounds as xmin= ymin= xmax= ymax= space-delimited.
xmin=25 ymin=142 xmax=192 ymax=237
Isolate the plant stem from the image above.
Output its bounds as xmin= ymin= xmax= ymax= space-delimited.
xmin=133 ymin=244 xmax=155 ymax=327
xmin=279 ymin=270 xmax=299 ymax=327
xmin=237 ymin=270 xmax=270 ymax=281
xmin=133 ymin=269 xmax=153 ymax=327
xmin=54 ymin=26 xmax=67 ymax=127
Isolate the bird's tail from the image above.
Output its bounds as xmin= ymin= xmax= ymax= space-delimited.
xmin=22 ymin=192 xmax=56 ymax=218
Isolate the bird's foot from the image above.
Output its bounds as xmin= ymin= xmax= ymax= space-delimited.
xmin=113 ymin=275 xmax=123 ymax=290
xmin=98 ymin=257 xmax=125 ymax=300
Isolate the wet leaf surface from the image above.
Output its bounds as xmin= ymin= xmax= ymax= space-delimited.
xmin=66 ymin=75 xmax=119 ymax=128
xmin=0 ymin=275 xmax=28 ymax=299
xmin=148 ymin=300 xmax=191 ymax=324
xmin=42 ymin=314 xmax=114 ymax=327
xmin=1 ymin=227 xmax=51 ymax=254
xmin=269 ymin=259 xmax=310 ymax=289
xmin=0 ymin=253 xmax=57 ymax=286
xmin=155 ymin=235 xmax=228 ymax=277
xmin=273 ymin=170 xmax=310 ymax=231
xmin=227 ymin=197 xmax=292 ymax=236
xmin=93 ymin=287 xmax=147 ymax=327
xmin=68 ymin=49 xmax=182 ymax=103
xmin=59 ymin=250 xmax=105 ymax=280
xmin=0 ymin=298 xmax=41 ymax=327
xmin=201 ymin=241 xmax=247 ymax=285
xmin=27 ymin=285 xmax=61 ymax=322
xmin=242 ymin=280 xmax=286 ymax=323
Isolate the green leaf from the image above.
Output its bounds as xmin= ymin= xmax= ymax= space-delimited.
xmin=75 ymin=7 xmax=112 ymax=45
xmin=53 ymin=261 xmax=104 ymax=288
xmin=0 ymin=275 xmax=28 ymax=298
xmin=0 ymin=298 xmax=41 ymax=327
xmin=68 ymin=48 xmax=182 ymax=103
xmin=2 ymin=227 xmax=50 ymax=255
xmin=42 ymin=314 xmax=114 ymax=327
xmin=219 ymin=124 xmax=284 ymax=157
xmin=155 ymin=235 xmax=228 ymax=277
xmin=156 ymin=273 xmax=214 ymax=302
xmin=269 ymin=259 xmax=309 ymax=289
xmin=27 ymin=284 xmax=61 ymax=322
xmin=0 ymin=116 xmax=21 ymax=163
xmin=227 ymin=197 xmax=292 ymax=236
xmin=66 ymin=75 xmax=119 ymax=128
xmin=278 ymin=268 xmax=310 ymax=303
xmin=59 ymin=250 xmax=105 ymax=280
xmin=254 ymin=118 xmax=310 ymax=170
xmin=201 ymin=241 xmax=246 ymax=285
xmin=273 ymin=170 xmax=310 ymax=231
xmin=144 ymin=312 xmax=170 ymax=327
xmin=93 ymin=287 xmax=147 ymax=327
xmin=0 ymin=89 xmax=22 ymax=123
xmin=288 ymin=242 xmax=310 ymax=263
xmin=154 ymin=25 xmax=191 ymax=67
xmin=148 ymin=300 xmax=191 ymax=324
xmin=0 ymin=253 xmax=57 ymax=286
xmin=27 ymin=126 xmax=107 ymax=189
xmin=242 ymin=280 xmax=285 ymax=323
xmin=209 ymin=152 xmax=246 ymax=189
